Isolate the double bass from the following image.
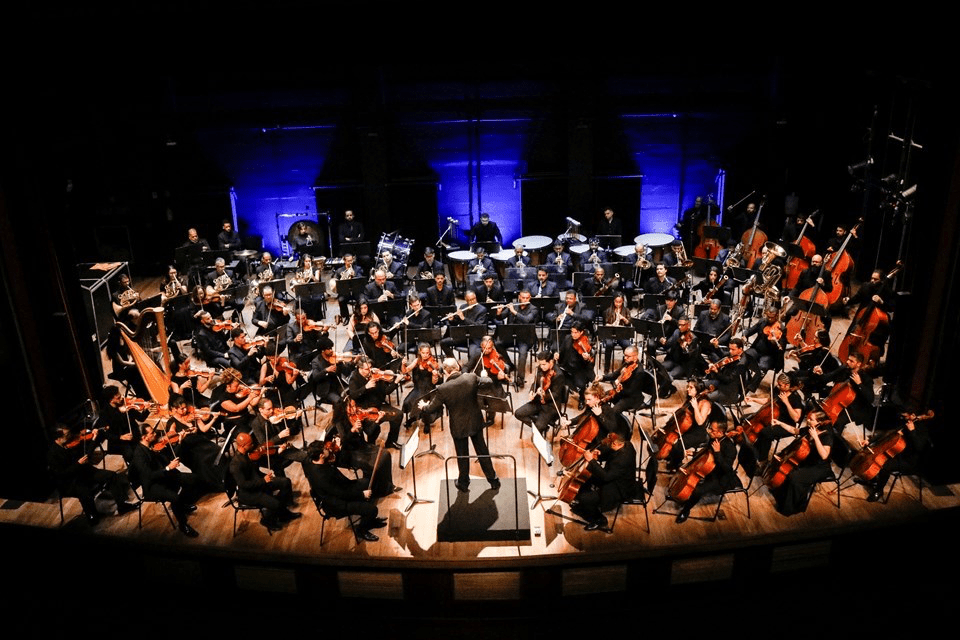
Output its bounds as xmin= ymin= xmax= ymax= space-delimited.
xmin=823 ymin=219 xmax=863 ymax=308
xmin=837 ymin=261 xmax=902 ymax=370
xmin=782 ymin=210 xmax=819 ymax=290
xmin=739 ymin=196 xmax=768 ymax=268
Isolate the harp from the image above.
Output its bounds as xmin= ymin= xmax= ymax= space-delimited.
xmin=118 ymin=307 xmax=172 ymax=405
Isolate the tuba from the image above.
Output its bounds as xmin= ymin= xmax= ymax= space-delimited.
xmin=754 ymin=242 xmax=788 ymax=297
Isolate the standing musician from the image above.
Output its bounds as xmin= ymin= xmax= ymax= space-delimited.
xmin=596 ymin=207 xmax=623 ymax=240
xmin=249 ymin=396 xmax=308 ymax=478
xmin=217 ymin=219 xmax=242 ymax=251
xmin=48 ymin=423 xmax=135 ymax=526
xmin=331 ymin=398 xmax=400 ymax=497
xmin=675 ymin=195 xmax=713 ymax=253
xmin=131 ymin=425 xmax=201 ymax=537
xmin=515 ymin=351 xmax=569 ymax=435
xmin=401 ymin=343 xmax=443 ymax=431
xmin=557 ymin=321 xmax=596 ymax=408
xmin=439 ymin=289 xmax=488 ymax=360
xmin=697 ymin=299 xmax=732 ymax=362
xmin=673 ymin=418 xmax=741 ymax=524
xmin=466 ymin=335 xmax=512 ymax=425
xmin=784 ymin=254 xmax=833 ymax=331
xmin=529 ymin=266 xmax=559 ymax=298
xmin=347 ymin=355 xmax=403 ymax=450
xmin=769 ymin=409 xmax=834 ymax=516
xmin=841 ymin=268 xmax=896 ymax=366
xmin=333 ymin=253 xmax=360 ymax=321
xmin=496 ymin=289 xmax=539 ymax=386
xmin=425 ymin=272 xmax=456 ymax=307
xmin=418 ymin=358 xmax=501 ymax=493
xmin=595 ymin=345 xmax=652 ymax=416
xmin=337 ymin=209 xmax=365 ymax=244
xmin=467 ymin=212 xmax=503 ymax=249
xmin=662 ymin=316 xmax=702 ymax=380
xmin=566 ymin=432 xmax=638 ymax=531
xmin=301 ymin=441 xmax=386 ymax=543
xmin=416 ymin=247 xmax=444 ymax=280
xmin=230 ymin=431 xmax=301 ymax=532
xmin=290 ymin=222 xmax=319 ymax=257
xmin=251 ymin=285 xmax=289 ymax=336
xmin=815 ymin=351 xmax=875 ymax=428
xmin=600 ymin=292 xmax=633 ymax=372
xmin=211 ymin=367 xmax=261 ymax=434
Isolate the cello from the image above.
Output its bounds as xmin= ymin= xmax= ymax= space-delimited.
xmin=849 ymin=410 xmax=934 ymax=481
xmin=782 ymin=210 xmax=819 ymax=290
xmin=763 ymin=417 xmax=829 ymax=490
xmin=837 ymin=261 xmax=901 ymax=369
xmin=651 ymin=387 xmax=709 ymax=461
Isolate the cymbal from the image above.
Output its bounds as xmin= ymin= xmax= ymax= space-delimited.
xmin=233 ymin=249 xmax=259 ymax=258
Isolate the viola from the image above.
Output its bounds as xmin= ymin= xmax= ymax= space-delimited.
xmin=481 ymin=349 xmax=508 ymax=377
xmin=850 ymin=410 xmax=934 ymax=481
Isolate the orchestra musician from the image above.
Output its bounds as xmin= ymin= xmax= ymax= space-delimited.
xmin=182 ymin=227 xmax=211 ymax=251
xmin=561 ymin=382 xmax=630 ymax=443
xmin=333 ymin=253 xmax=360 ymax=321
xmin=506 ymin=246 xmax=530 ymax=270
xmin=546 ymin=241 xmax=573 ymax=271
xmin=227 ymin=327 xmax=264 ymax=383
xmin=857 ymin=408 xmax=933 ymax=502
xmin=131 ymin=425 xmax=201 ymax=537
xmin=360 ymin=322 xmax=401 ymax=372
xmin=337 ymin=209 xmax=365 ymax=244
xmin=206 ymin=256 xmax=238 ymax=291
xmin=379 ymin=250 xmax=406 ymax=281
xmin=466 ymin=247 xmax=495 ymax=279
xmin=285 ymin=309 xmax=329 ymax=370
xmin=48 ymin=423 xmax=135 ymax=526
xmin=547 ymin=290 xmax=592 ymax=328
xmin=665 ymin=379 xmax=716 ymax=472
xmin=596 ymin=345 xmax=652 ymax=416
xmin=697 ymin=299 xmax=732 ymax=362
xmin=640 ymin=290 xmax=683 ymax=352
xmin=418 ymin=358 xmax=501 ymax=492
xmin=439 ymin=289 xmax=487 ymax=360
xmin=496 ymin=289 xmax=539 ymax=385
xmin=643 ymin=263 xmax=676 ymax=296
xmin=195 ymin=310 xmax=232 ymax=369
xmin=815 ymin=351 xmax=875 ymax=428
xmin=557 ymin=321 xmax=596 ymax=409
xmin=347 ymin=355 xmax=403 ymax=450
xmin=580 ymin=237 xmax=608 ymax=270
xmin=251 ymin=285 xmax=289 ymax=336
xmin=751 ymin=373 xmax=805 ymax=463
xmin=785 ymin=328 xmax=840 ymax=396
xmin=692 ymin=266 xmax=734 ymax=306
xmin=515 ymin=351 xmax=569 ymax=435
xmin=169 ymin=355 xmax=214 ymax=408
xmin=475 ymin=274 xmax=506 ymax=323
xmin=331 ymin=398 xmax=400 ymax=497
xmin=249 ymin=396 xmax=308 ymax=477
xmin=401 ymin=343 xmax=443 ymax=431
xmin=704 ymin=337 xmax=754 ymax=404
xmin=254 ymin=252 xmax=275 ymax=283
xmin=290 ymin=222 xmax=318 ymax=256
xmin=467 ymin=212 xmax=503 ymax=250
xmin=391 ymin=294 xmax=433 ymax=355
xmin=230 ymin=432 xmax=301 ymax=532
xmin=566 ymin=432 xmax=637 ymax=531
xmin=161 ymin=395 xmax=223 ymax=490
xmin=217 ymin=219 xmax=242 ymax=251
xmin=595 ymin=207 xmax=623 ymax=241
xmin=210 ymin=367 xmax=261 ymax=434
xmin=743 ymin=308 xmax=786 ymax=374
xmin=260 ymin=341 xmax=311 ymax=409
xmin=579 ymin=266 xmax=610 ymax=298
xmin=466 ymin=335 xmax=512 ymax=425
xmin=301 ymin=441 xmax=386 ymax=543
xmin=160 ymin=265 xmax=188 ymax=302
xmin=110 ymin=273 xmax=140 ymax=322
xmin=673 ymin=418 xmax=740 ymax=524
xmin=364 ymin=269 xmax=400 ymax=305
xmin=662 ymin=316 xmax=702 ymax=380
xmin=770 ymin=409 xmax=834 ymax=516
xmin=529 ymin=267 xmax=559 ymax=298
xmin=96 ymin=384 xmax=148 ymax=460
xmin=307 ymin=337 xmax=352 ymax=408
xmin=346 ymin=298 xmax=378 ymax=353
xmin=416 ymin=247 xmax=444 ymax=280
xmin=599 ymin=292 xmax=632 ymax=372
xmin=425 ymin=272 xmax=456 ymax=307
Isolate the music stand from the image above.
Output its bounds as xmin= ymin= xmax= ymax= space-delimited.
xmin=406 ymin=327 xmax=443 ymax=355
xmin=595 ymin=234 xmax=621 ymax=251
xmin=470 ymin=241 xmax=501 ymax=255
xmin=292 ymin=280 xmax=327 ymax=304
xmin=494 ymin=323 xmax=537 ymax=375
xmin=413 ymin=278 xmax=434 ymax=295
xmin=258 ymin=277 xmax=288 ymax=300
xmin=478 ymin=393 xmax=512 ymax=439
xmin=369 ymin=298 xmax=406 ymax=325
xmin=633 ymin=318 xmax=669 ymax=343
xmin=501 ymin=278 xmax=524 ymax=295
xmin=339 ymin=240 xmax=371 ymax=259
xmin=571 ymin=271 xmax=593 ymax=290
xmin=692 ymin=257 xmax=722 ymax=279
xmin=597 ymin=325 xmax=635 ymax=343
xmin=338 ymin=276 xmax=368 ymax=303
xmin=447 ymin=324 xmax=487 ymax=345
xmin=546 ymin=328 xmax=572 ymax=353
xmin=527 ymin=422 xmax=557 ymax=509
xmin=400 ymin=427 xmax=432 ymax=514
xmin=581 ymin=295 xmax=614 ymax=319
xmin=200 ymin=249 xmax=232 ymax=268
xmin=529 ymin=296 xmax=559 ymax=319
xmin=505 ymin=267 xmax=533 ymax=280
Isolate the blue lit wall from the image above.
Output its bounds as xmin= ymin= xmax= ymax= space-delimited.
xmin=196 ymin=126 xmax=335 ymax=256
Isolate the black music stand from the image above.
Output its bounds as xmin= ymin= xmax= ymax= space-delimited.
xmin=692 ymin=257 xmax=722 ymax=279
xmin=596 ymin=234 xmax=621 ymax=251
xmin=505 ymin=267 xmax=534 ymax=281
xmin=292 ymin=280 xmax=327 ymax=309
xmin=581 ymin=295 xmax=614 ymax=319
xmin=405 ymin=327 xmax=443 ymax=356
xmin=571 ymin=271 xmax=593 ymax=290
xmin=338 ymin=276 xmax=368 ymax=302
xmin=632 ymin=318 xmax=669 ymax=344
xmin=529 ymin=296 xmax=559 ymax=319
xmin=446 ymin=324 xmax=487 ymax=345
xmin=257 ymin=277 xmax=288 ymax=301
xmin=494 ymin=324 xmax=538 ymax=374
xmin=597 ymin=325 xmax=635 ymax=344
xmin=369 ymin=298 xmax=406 ymax=326
xmin=478 ymin=393 xmax=512 ymax=439
xmin=426 ymin=305 xmax=456 ymax=325
xmin=501 ymin=278 xmax=524 ymax=295
xmin=470 ymin=241 xmax=501 ymax=255
xmin=413 ymin=278 xmax=434 ymax=295
xmin=338 ymin=240 xmax=371 ymax=259
xmin=546 ymin=328 xmax=572 ymax=353
xmin=200 ymin=249 xmax=232 ymax=268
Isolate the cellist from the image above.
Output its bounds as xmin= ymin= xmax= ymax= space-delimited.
xmin=751 ymin=373 xmax=805 ymax=462
xmin=560 ymin=383 xmax=628 ymax=445
xmin=664 ymin=379 xmax=715 ymax=472
xmin=673 ymin=418 xmax=741 ymax=524
xmin=770 ymin=409 xmax=834 ymax=516
xmin=857 ymin=408 xmax=933 ymax=502
xmin=815 ymin=351 xmax=875 ymax=428
xmin=565 ymin=432 xmax=638 ymax=532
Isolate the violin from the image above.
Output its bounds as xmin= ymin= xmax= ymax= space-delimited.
xmin=274 ymin=357 xmax=308 ymax=379
xmin=533 ymin=367 xmax=556 ymax=403
xmin=212 ymin=320 xmax=238 ymax=332
xmin=248 ymin=441 xmax=283 ymax=461
xmin=300 ymin=319 xmax=335 ymax=333
xmin=600 ymin=361 xmax=637 ymax=403
xmin=370 ymin=368 xmax=399 ymax=383
xmin=481 ymin=348 xmax=508 ymax=378
xmin=234 ymin=334 xmax=267 ymax=350
xmin=705 ymin=353 xmax=740 ymax=374
xmin=64 ymin=429 xmax=99 ymax=449
xmin=268 ymin=406 xmax=303 ymax=424
xmin=573 ymin=333 xmax=594 ymax=362
xmin=123 ymin=397 xmax=159 ymax=412
xmin=373 ymin=334 xmax=397 ymax=354
xmin=849 ymin=410 xmax=934 ymax=481
xmin=679 ymin=329 xmax=697 ymax=354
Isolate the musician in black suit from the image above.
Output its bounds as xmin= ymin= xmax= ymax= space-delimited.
xmin=419 ymin=358 xmax=500 ymax=492
xmin=130 ymin=425 xmax=201 ymax=537
xmin=425 ymin=273 xmax=456 ymax=307
xmin=567 ymin=433 xmax=637 ymax=531
xmin=302 ymin=441 xmax=385 ymax=542
xmin=529 ymin=267 xmax=559 ymax=298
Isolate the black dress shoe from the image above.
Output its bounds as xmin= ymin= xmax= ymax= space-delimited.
xmin=455 ymin=481 xmax=470 ymax=493
xmin=185 ymin=504 xmax=198 ymax=514
xmin=489 ymin=478 xmax=501 ymax=490
xmin=358 ymin=530 xmax=379 ymax=542
xmin=675 ymin=509 xmax=690 ymax=524
xmin=116 ymin=502 xmax=138 ymax=515
xmin=387 ymin=441 xmax=402 ymax=450
xmin=179 ymin=523 xmax=200 ymax=538
xmin=391 ymin=484 xmax=403 ymax=493
xmin=368 ymin=520 xmax=387 ymax=530
xmin=867 ymin=489 xmax=883 ymax=502
xmin=260 ymin=517 xmax=283 ymax=532
xmin=584 ymin=519 xmax=607 ymax=531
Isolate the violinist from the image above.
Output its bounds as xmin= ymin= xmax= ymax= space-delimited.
xmin=227 ymin=327 xmax=264 ymax=383
xmin=285 ymin=309 xmax=329 ymax=370
xmin=566 ymin=432 xmax=638 ymax=531
xmin=169 ymin=354 xmax=214 ymax=408
xmin=301 ymin=441 xmax=385 ymax=543
xmin=347 ymin=356 xmax=403 ymax=450
xmin=751 ymin=373 xmax=805 ymax=462
xmin=704 ymin=337 xmax=754 ymax=404
xmin=48 ymin=423 xmax=135 ymax=526
xmin=557 ymin=321 xmax=596 ymax=408
xmin=131 ymin=425 xmax=201 ymax=537
xmin=743 ymin=308 xmax=786 ymax=373
xmin=425 ymin=272 xmax=456 ymax=307
xmin=496 ymin=289 xmax=539 ymax=385
xmin=440 ymin=289 xmax=487 ymax=360
xmin=467 ymin=335 xmax=512 ymax=425
xmin=346 ymin=298 xmax=379 ymax=352
xmin=249 ymin=397 xmax=308 ymax=477
xmin=815 ymin=351 xmax=875 ymax=427
xmin=307 ymin=337 xmax=352 ymax=407
xmin=96 ymin=384 xmax=148 ymax=460
xmin=210 ymin=367 xmax=261 ymax=433
xmin=161 ymin=396 xmax=223 ymax=490
xmin=662 ymin=317 xmax=702 ymax=380
xmin=674 ymin=418 xmax=740 ymax=524
xmin=857 ymin=408 xmax=933 ymax=502
xmin=252 ymin=285 xmax=289 ymax=336
xmin=364 ymin=270 xmax=399 ymax=307
xmin=601 ymin=292 xmax=633 ymax=371
xmin=596 ymin=345 xmax=651 ymax=415
xmin=333 ymin=397 xmax=401 ymax=497
xmin=195 ymin=311 xmax=232 ymax=369
xmin=261 ymin=341 xmax=311 ymax=409
xmin=230 ymin=432 xmax=300 ymax=532
xmin=515 ymin=351 xmax=569 ymax=435
xmin=697 ymin=299 xmax=731 ymax=362
xmin=770 ymin=410 xmax=834 ymax=516
xmin=361 ymin=322 xmax=401 ymax=372
xmin=401 ymin=343 xmax=443 ymax=432
xmin=333 ymin=253 xmax=359 ymax=320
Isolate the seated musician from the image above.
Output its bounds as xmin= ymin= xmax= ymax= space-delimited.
xmin=252 ymin=285 xmax=290 ymax=336
xmin=515 ymin=351 xmax=568 ymax=435
xmin=770 ymin=410 xmax=834 ymax=516
xmin=211 ymin=367 xmax=261 ymax=435
xmin=331 ymin=398 xmax=400 ymax=497
xmin=205 ymin=256 xmax=238 ymax=291
xmin=495 ymin=289 xmax=538 ymax=385
xmin=333 ymin=253 xmax=360 ymax=321
xmin=750 ymin=373 xmax=805 ymax=463
xmin=302 ymin=441 xmax=386 ymax=543
xmin=376 ymin=250 xmax=405 ymax=281
xmin=346 ymin=298 xmax=379 ymax=353
xmin=195 ymin=311 xmax=232 ymax=369
xmin=529 ymin=267 xmax=559 ymax=298
xmin=361 ymin=322 xmax=401 ymax=372
xmin=111 ymin=273 xmax=140 ymax=323
xmin=556 ymin=321 xmax=595 ymax=408
xmin=580 ymin=238 xmax=608 ymax=270
xmin=401 ymin=343 xmax=443 ymax=432
xmin=784 ymin=328 xmax=839 ymax=397
xmin=560 ymin=382 xmax=629 ymax=443
xmin=425 ymin=272 xmax=456 ymax=307
xmin=595 ymin=345 xmax=651 ymax=416
xmin=169 ymin=355 xmax=214 ymax=409
xmin=673 ymin=417 xmax=741 ymax=524
xmin=347 ymin=355 xmax=403 ymax=450
xmin=744 ymin=308 xmax=786 ymax=374
xmin=96 ymin=384 xmax=148 ymax=460
xmin=466 ymin=247 xmax=495 ymax=279
xmin=697 ymin=299 xmax=732 ymax=362
xmin=131 ymin=425 xmax=202 ymax=537
xmin=308 ymin=337 xmax=353 ymax=408
xmin=249 ymin=396 xmax=308 ymax=478
xmin=567 ymin=432 xmax=637 ymax=531
xmin=254 ymin=251 xmax=275 ymax=284
xmin=784 ymin=254 xmax=834 ymax=331
xmin=640 ymin=290 xmax=683 ymax=352
xmin=662 ymin=316 xmax=702 ymax=380
xmin=858 ymin=408 xmax=933 ymax=502
xmin=285 ymin=309 xmax=330 ymax=370
xmin=230 ymin=431 xmax=301 ymax=532
xmin=475 ymin=274 xmax=506 ymax=323
xmin=161 ymin=395 xmax=223 ymax=490
xmin=48 ymin=423 xmax=135 ymax=526
xmin=364 ymin=270 xmax=400 ymax=305
xmin=439 ymin=289 xmax=488 ymax=360
xmin=160 ymin=265 xmax=188 ymax=303
xmin=547 ymin=290 xmax=592 ymax=328
xmin=182 ymin=227 xmax=211 ymax=251
xmin=466 ymin=335 xmax=512 ymax=426
xmin=704 ymin=337 xmax=755 ymax=404
xmin=506 ymin=246 xmax=531 ymax=271
xmin=643 ymin=263 xmax=676 ymax=295
xmin=814 ymin=351 xmax=875 ymax=427
xmin=546 ymin=241 xmax=573 ymax=271
xmin=693 ymin=266 xmax=734 ymax=307
xmin=663 ymin=379 xmax=717 ymax=472
xmin=217 ymin=219 xmax=242 ymax=251
xmin=391 ymin=294 xmax=433 ymax=355
xmin=579 ymin=266 xmax=609 ymax=298
xmin=416 ymin=247 xmax=444 ymax=280
xmin=227 ymin=328 xmax=264 ymax=383
xmin=260 ymin=340 xmax=311 ymax=409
